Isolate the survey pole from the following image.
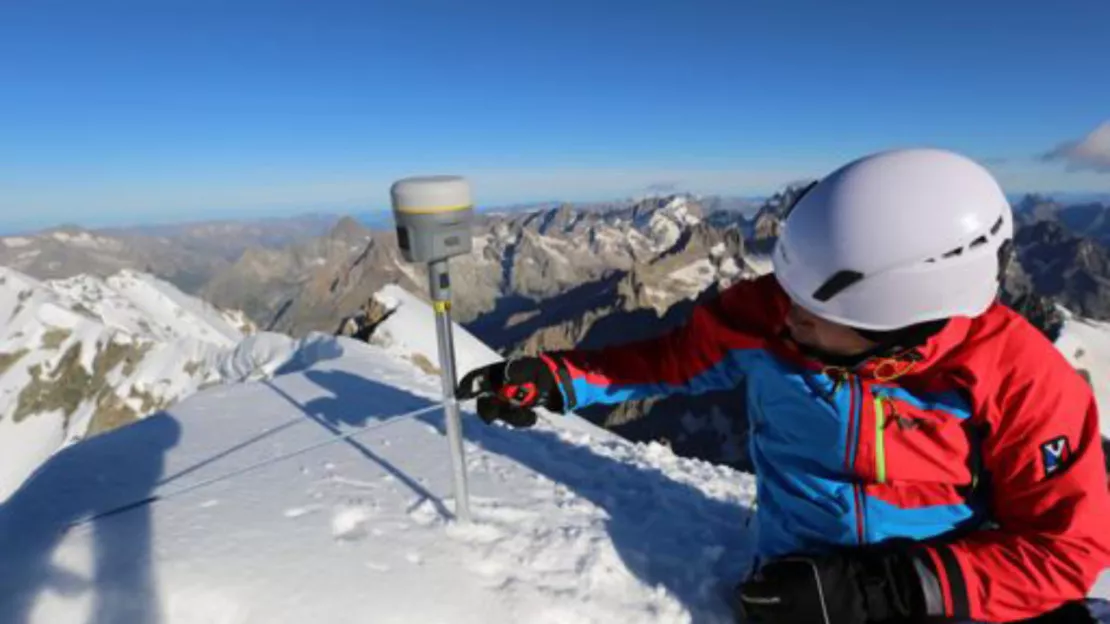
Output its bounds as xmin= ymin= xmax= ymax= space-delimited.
xmin=390 ymin=175 xmax=475 ymax=523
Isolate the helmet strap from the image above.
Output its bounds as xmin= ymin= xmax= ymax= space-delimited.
xmin=850 ymin=319 xmax=948 ymax=363
xmin=783 ymin=319 xmax=947 ymax=369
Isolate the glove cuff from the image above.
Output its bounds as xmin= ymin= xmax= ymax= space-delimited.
xmin=853 ymin=544 xmax=929 ymax=623
xmin=911 ymin=553 xmax=945 ymax=618
xmin=538 ymin=353 xmax=576 ymax=412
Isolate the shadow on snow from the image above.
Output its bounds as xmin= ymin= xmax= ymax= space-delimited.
xmin=304 ymin=369 xmax=755 ymax=621
xmin=0 ymin=413 xmax=181 ymax=624
xmin=0 ymin=368 xmax=754 ymax=623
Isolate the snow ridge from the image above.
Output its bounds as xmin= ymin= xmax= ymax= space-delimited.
xmin=0 ymin=283 xmax=761 ymax=624
xmin=0 ymin=267 xmax=298 ymax=502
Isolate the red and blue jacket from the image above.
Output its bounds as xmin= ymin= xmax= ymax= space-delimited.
xmin=542 ymin=274 xmax=1110 ymax=622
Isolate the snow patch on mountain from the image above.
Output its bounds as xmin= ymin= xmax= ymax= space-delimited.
xmin=535 ymin=234 xmax=572 ymax=265
xmin=369 ymin=284 xmax=501 ymax=376
xmin=1 ymin=237 xmax=33 ymax=248
xmin=49 ymin=231 xmax=117 ymax=250
xmin=49 ymin=270 xmax=250 ymax=346
xmin=669 ymin=259 xmax=717 ymax=287
xmin=0 ymin=267 xmax=298 ymax=503
xmin=1055 ymin=310 xmax=1110 ymax=431
xmin=666 ymin=196 xmax=702 ymax=227
xmin=647 ymin=212 xmax=683 ymax=250
xmin=743 ymin=254 xmax=774 ymax=277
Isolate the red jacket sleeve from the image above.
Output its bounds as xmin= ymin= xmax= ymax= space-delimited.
xmin=918 ymin=320 xmax=1110 ymax=622
xmin=549 ymin=274 xmax=788 ymax=410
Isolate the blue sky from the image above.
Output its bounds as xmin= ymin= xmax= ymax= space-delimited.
xmin=1 ymin=0 xmax=1108 ymax=230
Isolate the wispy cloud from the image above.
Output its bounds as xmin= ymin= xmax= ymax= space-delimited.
xmin=643 ymin=181 xmax=680 ymax=193
xmin=1041 ymin=121 xmax=1110 ymax=173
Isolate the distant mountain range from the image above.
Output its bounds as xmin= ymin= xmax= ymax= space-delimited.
xmin=1015 ymin=194 xmax=1110 ymax=247
xmin=0 ymin=214 xmax=338 ymax=293
xmin=197 ymin=191 xmax=1108 ymax=468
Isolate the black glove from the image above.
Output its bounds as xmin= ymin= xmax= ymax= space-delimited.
xmin=735 ymin=546 xmax=925 ymax=624
xmin=456 ymin=357 xmax=566 ymax=428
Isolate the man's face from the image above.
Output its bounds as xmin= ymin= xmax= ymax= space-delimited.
xmin=784 ymin=301 xmax=878 ymax=357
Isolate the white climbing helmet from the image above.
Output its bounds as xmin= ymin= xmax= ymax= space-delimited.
xmin=772 ymin=148 xmax=1013 ymax=331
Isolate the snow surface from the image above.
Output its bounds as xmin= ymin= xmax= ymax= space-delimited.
xmin=49 ymin=270 xmax=247 ymax=346
xmin=535 ymin=233 xmax=572 ymax=265
xmin=0 ymin=297 xmax=759 ymax=623
xmin=647 ymin=212 xmax=682 ymax=250
xmin=0 ymin=267 xmax=295 ymax=503
xmin=661 ymin=197 xmax=701 ymax=227
xmin=668 ymin=259 xmax=717 ymax=290
xmin=1 ymin=237 xmax=33 ymax=248
xmin=371 ymin=284 xmax=501 ymax=375
xmin=718 ymin=258 xmax=741 ymax=278
xmin=49 ymin=231 xmax=112 ymax=248
xmin=1056 ymin=310 xmax=1110 ymax=433
xmin=472 ymin=233 xmax=492 ymax=254
xmin=742 ymin=254 xmax=774 ymax=277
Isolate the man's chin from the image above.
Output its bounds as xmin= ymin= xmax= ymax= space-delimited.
xmin=789 ymin=334 xmax=820 ymax=350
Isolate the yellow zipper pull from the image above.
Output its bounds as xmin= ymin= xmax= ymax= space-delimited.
xmin=874 ymin=395 xmax=888 ymax=484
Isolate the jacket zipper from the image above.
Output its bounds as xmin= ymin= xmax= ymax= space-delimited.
xmin=848 ymin=375 xmax=866 ymax=545
xmin=874 ymin=396 xmax=887 ymax=485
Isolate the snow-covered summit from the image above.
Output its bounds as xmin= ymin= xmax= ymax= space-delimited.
xmin=1056 ymin=309 xmax=1110 ymax=432
xmin=0 ymin=283 xmax=760 ymax=624
xmin=0 ymin=267 xmax=302 ymax=502
xmin=48 ymin=269 xmax=252 ymax=346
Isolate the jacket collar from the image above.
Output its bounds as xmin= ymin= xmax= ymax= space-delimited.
xmin=775 ymin=315 xmax=973 ymax=380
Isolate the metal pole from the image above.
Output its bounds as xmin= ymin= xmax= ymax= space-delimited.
xmin=428 ymin=260 xmax=471 ymax=523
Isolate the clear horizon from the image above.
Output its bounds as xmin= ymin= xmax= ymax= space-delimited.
xmin=2 ymin=0 xmax=1108 ymax=232
xmin=6 ymin=189 xmax=1110 ymax=239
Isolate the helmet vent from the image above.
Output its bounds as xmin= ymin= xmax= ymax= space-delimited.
xmin=990 ymin=216 xmax=1004 ymax=236
xmin=931 ymin=229 xmax=995 ymax=264
xmin=812 ymin=270 xmax=864 ymax=302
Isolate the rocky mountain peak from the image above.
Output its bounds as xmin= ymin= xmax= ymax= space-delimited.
xmin=1014 ymin=218 xmax=1110 ymax=321
xmin=327 ymin=216 xmax=372 ymax=243
xmin=1041 ymin=220 xmax=1073 ymax=246
xmin=536 ymin=203 xmax=579 ymax=236
xmin=747 ymin=183 xmax=815 ymax=250
xmin=1017 ymin=193 xmax=1054 ymax=208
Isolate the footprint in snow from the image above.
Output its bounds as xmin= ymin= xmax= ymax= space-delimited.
xmin=465 ymin=557 xmax=507 ymax=578
xmin=331 ymin=505 xmax=373 ymax=541
xmin=284 ymin=505 xmax=323 ymax=519
xmin=407 ymin=498 xmax=444 ymax=527
xmin=446 ymin=520 xmax=505 ymax=545
xmin=472 ymin=503 xmax=541 ymax=524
